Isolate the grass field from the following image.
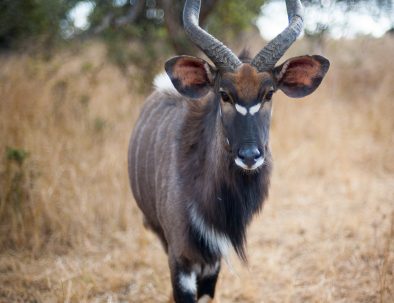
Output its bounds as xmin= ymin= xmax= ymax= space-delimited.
xmin=0 ymin=36 xmax=393 ymax=302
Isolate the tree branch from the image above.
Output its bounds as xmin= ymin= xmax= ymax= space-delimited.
xmin=93 ymin=0 xmax=145 ymax=34
xmin=115 ymin=0 xmax=145 ymax=27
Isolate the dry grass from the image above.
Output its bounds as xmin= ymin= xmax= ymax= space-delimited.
xmin=0 ymin=37 xmax=393 ymax=302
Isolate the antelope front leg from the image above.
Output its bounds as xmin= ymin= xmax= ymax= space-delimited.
xmin=169 ymin=255 xmax=197 ymax=303
xmin=197 ymin=262 xmax=220 ymax=303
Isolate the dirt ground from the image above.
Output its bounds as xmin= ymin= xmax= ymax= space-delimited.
xmin=0 ymin=37 xmax=393 ymax=302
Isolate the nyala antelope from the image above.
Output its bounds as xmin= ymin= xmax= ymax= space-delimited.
xmin=128 ymin=0 xmax=329 ymax=302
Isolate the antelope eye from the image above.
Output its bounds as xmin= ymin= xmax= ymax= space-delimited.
xmin=220 ymin=91 xmax=231 ymax=103
xmin=265 ymin=90 xmax=274 ymax=101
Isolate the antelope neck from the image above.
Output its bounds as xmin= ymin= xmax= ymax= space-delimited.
xmin=178 ymin=97 xmax=271 ymax=261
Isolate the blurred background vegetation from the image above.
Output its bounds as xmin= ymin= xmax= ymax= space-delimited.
xmin=0 ymin=1 xmax=393 ymax=301
xmin=1 ymin=0 xmax=392 ymax=87
xmin=0 ymin=0 xmax=264 ymax=50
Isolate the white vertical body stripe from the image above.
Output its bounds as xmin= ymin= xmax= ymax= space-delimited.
xmin=133 ymin=104 xmax=163 ymax=200
xmin=179 ymin=272 xmax=197 ymax=294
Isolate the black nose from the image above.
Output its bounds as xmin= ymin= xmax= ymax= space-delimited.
xmin=238 ymin=145 xmax=262 ymax=167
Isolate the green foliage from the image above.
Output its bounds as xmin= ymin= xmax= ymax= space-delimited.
xmin=1 ymin=0 xmax=392 ymax=54
xmin=89 ymin=0 xmax=263 ymax=90
xmin=6 ymin=147 xmax=29 ymax=166
xmin=93 ymin=117 xmax=106 ymax=133
xmin=0 ymin=147 xmax=36 ymax=248
xmin=102 ymin=19 xmax=170 ymax=91
xmin=91 ymin=0 xmax=263 ymax=51
xmin=208 ymin=0 xmax=263 ymax=39
xmin=0 ymin=0 xmax=79 ymax=49
xmin=79 ymin=94 xmax=90 ymax=107
xmin=3 ymin=0 xmax=390 ymax=92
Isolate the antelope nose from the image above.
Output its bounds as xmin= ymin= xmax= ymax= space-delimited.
xmin=237 ymin=145 xmax=261 ymax=167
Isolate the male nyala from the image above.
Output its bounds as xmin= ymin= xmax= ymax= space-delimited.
xmin=128 ymin=0 xmax=329 ymax=302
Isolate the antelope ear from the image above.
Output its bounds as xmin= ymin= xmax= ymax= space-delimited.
xmin=273 ymin=55 xmax=330 ymax=98
xmin=165 ymin=56 xmax=216 ymax=99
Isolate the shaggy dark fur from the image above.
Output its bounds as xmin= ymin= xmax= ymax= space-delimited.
xmin=177 ymin=96 xmax=272 ymax=262
xmin=128 ymin=44 xmax=328 ymax=303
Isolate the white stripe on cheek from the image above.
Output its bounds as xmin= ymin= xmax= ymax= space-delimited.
xmin=179 ymin=272 xmax=197 ymax=294
xmin=235 ymin=103 xmax=247 ymax=116
xmin=249 ymin=102 xmax=261 ymax=115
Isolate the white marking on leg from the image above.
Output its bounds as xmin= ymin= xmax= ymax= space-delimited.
xmin=190 ymin=206 xmax=231 ymax=256
xmin=179 ymin=272 xmax=197 ymax=294
xmin=235 ymin=157 xmax=265 ymax=170
xmin=235 ymin=103 xmax=247 ymax=116
xmin=198 ymin=294 xmax=212 ymax=303
xmin=249 ymin=102 xmax=261 ymax=115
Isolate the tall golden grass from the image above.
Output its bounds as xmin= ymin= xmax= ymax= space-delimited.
xmin=1 ymin=44 xmax=130 ymax=251
xmin=0 ymin=37 xmax=393 ymax=302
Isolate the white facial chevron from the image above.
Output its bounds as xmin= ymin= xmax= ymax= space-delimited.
xmin=235 ymin=103 xmax=248 ymax=116
xmin=249 ymin=102 xmax=262 ymax=115
xmin=235 ymin=103 xmax=262 ymax=116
